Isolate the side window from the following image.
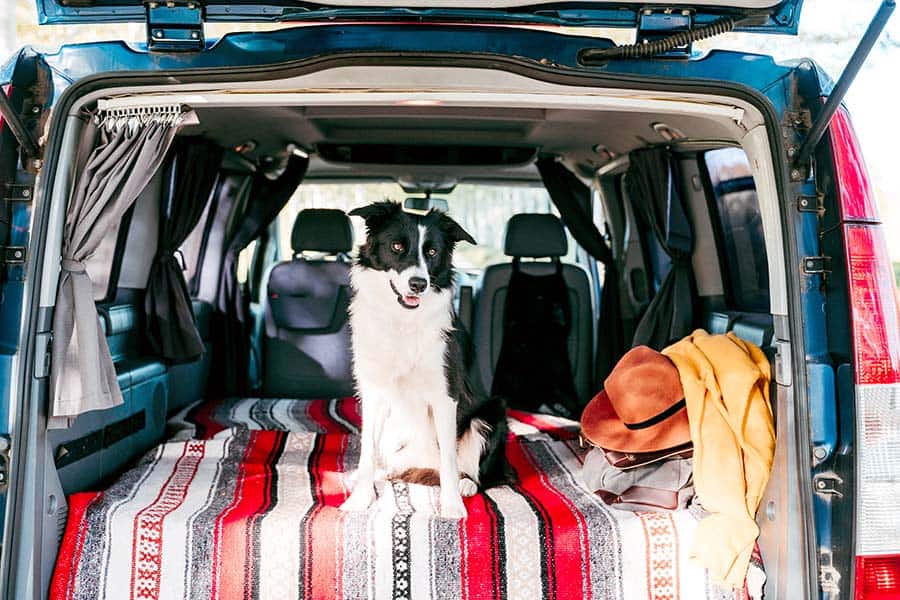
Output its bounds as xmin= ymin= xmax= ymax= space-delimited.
xmin=180 ymin=184 xmax=217 ymax=294
xmin=84 ymin=219 xmax=125 ymax=300
xmin=236 ymin=239 xmax=258 ymax=286
xmin=704 ymin=148 xmax=770 ymax=313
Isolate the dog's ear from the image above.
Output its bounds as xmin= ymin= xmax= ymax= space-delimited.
xmin=348 ymin=201 xmax=400 ymax=230
xmin=439 ymin=213 xmax=477 ymax=245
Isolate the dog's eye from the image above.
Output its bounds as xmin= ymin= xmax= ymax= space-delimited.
xmin=391 ymin=241 xmax=405 ymax=253
xmin=426 ymin=247 xmax=438 ymax=257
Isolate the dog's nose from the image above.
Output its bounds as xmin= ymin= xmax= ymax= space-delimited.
xmin=409 ymin=277 xmax=428 ymax=294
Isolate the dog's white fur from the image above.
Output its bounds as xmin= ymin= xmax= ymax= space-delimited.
xmin=340 ymin=264 xmax=485 ymax=518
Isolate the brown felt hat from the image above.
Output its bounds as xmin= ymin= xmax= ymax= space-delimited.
xmin=580 ymin=346 xmax=690 ymax=453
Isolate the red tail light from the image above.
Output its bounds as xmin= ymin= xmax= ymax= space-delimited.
xmin=831 ymin=107 xmax=881 ymax=223
xmin=843 ymin=224 xmax=900 ymax=385
xmin=856 ymin=556 xmax=900 ymax=600
xmin=831 ymin=106 xmax=900 ymax=600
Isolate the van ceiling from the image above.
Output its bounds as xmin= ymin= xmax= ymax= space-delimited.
xmin=181 ymin=104 xmax=743 ymax=181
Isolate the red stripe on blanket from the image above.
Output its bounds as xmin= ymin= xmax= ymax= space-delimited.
xmin=188 ymin=398 xmax=226 ymax=440
xmin=304 ymin=433 xmax=351 ymax=600
xmin=130 ymin=441 xmax=206 ymax=600
xmin=507 ymin=410 xmax=579 ymax=440
xmin=506 ymin=440 xmax=588 ymax=600
xmin=49 ymin=492 xmax=102 ymax=600
xmin=336 ymin=397 xmax=362 ymax=430
xmin=334 ymin=396 xmax=362 ymax=433
xmin=309 ymin=399 xmax=354 ymax=433
xmin=461 ymin=492 xmax=503 ymax=600
xmin=212 ymin=432 xmax=280 ymax=600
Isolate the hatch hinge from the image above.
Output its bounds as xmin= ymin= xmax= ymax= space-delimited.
xmin=146 ymin=1 xmax=205 ymax=52
xmin=802 ymin=256 xmax=832 ymax=275
xmin=636 ymin=9 xmax=694 ymax=57
xmin=1 ymin=183 xmax=32 ymax=277
xmin=0 ymin=89 xmax=41 ymax=160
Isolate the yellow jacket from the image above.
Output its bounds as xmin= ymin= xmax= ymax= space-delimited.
xmin=662 ymin=329 xmax=775 ymax=588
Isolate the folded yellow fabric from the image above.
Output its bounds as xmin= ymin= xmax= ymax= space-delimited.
xmin=662 ymin=329 xmax=775 ymax=588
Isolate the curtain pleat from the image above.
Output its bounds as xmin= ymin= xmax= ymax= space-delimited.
xmin=627 ymin=147 xmax=696 ymax=350
xmin=51 ymin=116 xmax=184 ymax=426
xmin=210 ymin=155 xmax=309 ymax=397
xmin=145 ymin=137 xmax=224 ymax=363
xmin=536 ymin=157 xmax=625 ymax=386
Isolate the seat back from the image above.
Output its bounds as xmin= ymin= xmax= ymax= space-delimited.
xmin=262 ymin=209 xmax=355 ymax=397
xmin=472 ymin=214 xmax=594 ymax=406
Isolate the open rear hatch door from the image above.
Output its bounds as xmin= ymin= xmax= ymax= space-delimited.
xmin=35 ymin=0 xmax=804 ymax=33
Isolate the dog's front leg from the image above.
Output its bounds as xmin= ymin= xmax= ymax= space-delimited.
xmin=340 ymin=394 xmax=386 ymax=511
xmin=432 ymin=398 xmax=467 ymax=519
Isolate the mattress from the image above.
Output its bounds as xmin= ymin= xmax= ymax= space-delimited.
xmin=50 ymin=397 xmax=764 ymax=600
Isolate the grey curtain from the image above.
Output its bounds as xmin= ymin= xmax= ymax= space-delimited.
xmin=51 ymin=113 xmax=187 ymax=426
xmin=627 ymin=147 xmax=696 ymax=350
xmin=145 ymin=137 xmax=223 ymax=363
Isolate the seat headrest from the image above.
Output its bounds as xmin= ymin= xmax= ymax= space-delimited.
xmin=504 ymin=213 xmax=568 ymax=258
xmin=291 ymin=209 xmax=354 ymax=254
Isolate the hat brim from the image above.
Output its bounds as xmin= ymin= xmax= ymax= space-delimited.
xmin=580 ymin=390 xmax=691 ymax=453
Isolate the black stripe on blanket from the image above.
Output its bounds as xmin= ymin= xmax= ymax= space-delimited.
xmin=484 ymin=492 xmax=508 ymax=600
xmin=391 ymin=481 xmax=414 ymax=600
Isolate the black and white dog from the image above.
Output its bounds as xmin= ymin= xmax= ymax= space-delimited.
xmin=340 ymin=201 xmax=507 ymax=518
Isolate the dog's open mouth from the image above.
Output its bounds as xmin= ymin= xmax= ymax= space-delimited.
xmin=390 ymin=281 xmax=421 ymax=309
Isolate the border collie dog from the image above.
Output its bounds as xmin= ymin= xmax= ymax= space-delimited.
xmin=340 ymin=201 xmax=507 ymax=518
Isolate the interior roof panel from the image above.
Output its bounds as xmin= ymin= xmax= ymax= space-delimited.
xmin=181 ymin=104 xmax=742 ymax=180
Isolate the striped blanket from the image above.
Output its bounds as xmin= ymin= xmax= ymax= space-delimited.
xmin=50 ymin=398 xmax=764 ymax=600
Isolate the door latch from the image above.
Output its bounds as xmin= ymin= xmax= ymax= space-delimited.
xmin=814 ymin=473 xmax=844 ymax=498
xmin=802 ymin=256 xmax=832 ymax=275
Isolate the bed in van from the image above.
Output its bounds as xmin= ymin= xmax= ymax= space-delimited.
xmin=0 ymin=1 xmax=898 ymax=598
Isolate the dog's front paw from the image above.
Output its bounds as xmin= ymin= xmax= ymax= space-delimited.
xmin=458 ymin=477 xmax=478 ymax=498
xmin=439 ymin=491 xmax=467 ymax=519
xmin=340 ymin=486 xmax=375 ymax=512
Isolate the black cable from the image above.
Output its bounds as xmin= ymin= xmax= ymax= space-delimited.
xmin=579 ymin=16 xmax=736 ymax=64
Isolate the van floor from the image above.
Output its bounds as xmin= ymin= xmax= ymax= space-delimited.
xmin=49 ymin=397 xmax=764 ymax=600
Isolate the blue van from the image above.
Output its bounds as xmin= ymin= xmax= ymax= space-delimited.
xmin=0 ymin=1 xmax=897 ymax=598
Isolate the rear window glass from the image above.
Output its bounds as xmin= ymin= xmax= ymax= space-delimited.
xmin=275 ymin=182 xmax=576 ymax=271
xmin=705 ymin=148 xmax=770 ymax=313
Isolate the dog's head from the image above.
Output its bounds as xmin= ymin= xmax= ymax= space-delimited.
xmin=349 ymin=201 xmax=475 ymax=310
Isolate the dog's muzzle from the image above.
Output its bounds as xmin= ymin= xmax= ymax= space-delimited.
xmin=390 ymin=280 xmax=422 ymax=309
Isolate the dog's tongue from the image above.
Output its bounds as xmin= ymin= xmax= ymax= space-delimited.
xmin=404 ymin=295 xmax=421 ymax=307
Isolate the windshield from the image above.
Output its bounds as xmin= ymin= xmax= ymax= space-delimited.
xmin=274 ymin=182 xmax=576 ymax=271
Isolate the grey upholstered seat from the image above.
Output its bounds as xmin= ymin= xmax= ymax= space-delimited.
xmin=262 ymin=209 xmax=355 ymax=398
xmin=472 ymin=213 xmax=594 ymax=406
